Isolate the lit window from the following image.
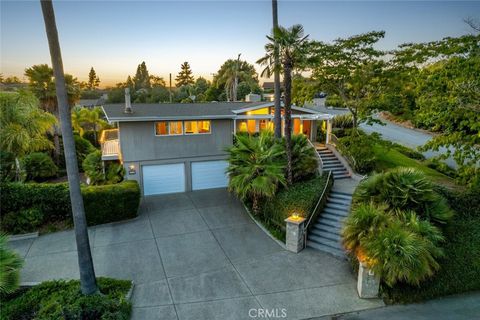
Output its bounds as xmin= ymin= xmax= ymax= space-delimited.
xmin=185 ymin=120 xmax=211 ymax=134
xmin=169 ymin=121 xmax=183 ymax=135
xmin=155 ymin=122 xmax=168 ymax=135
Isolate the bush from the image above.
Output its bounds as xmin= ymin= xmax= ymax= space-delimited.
xmin=289 ymin=134 xmax=319 ymax=182
xmin=260 ymin=174 xmax=329 ymax=230
xmin=332 ymin=113 xmax=354 ymax=129
xmin=354 ymin=168 xmax=453 ymax=224
xmin=392 ymin=143 xmax=425 ymax=160
xmin=83 ymin=130 xmax=100 ymax=147
xmin=0 ymin=234 xmax=23 ymax=296
xmin=1 ymin=277 xmax=131 ymax=319
xmin=0 ymin=151 xmax=16 ymax=182
xmin=83 ymin=151 xmax=125 ymax=185
xmin=337 ymin=131 xmax=376 ymax=174
xmin=0 ymin=180 xmax=141 ymax=233
xmin=74 ymin=134 xmax=96 ymax=167
xmin=22 ymin=152 xmax=58 ymax=182
xmin=2 ymin=208 xmax=43 ymax=234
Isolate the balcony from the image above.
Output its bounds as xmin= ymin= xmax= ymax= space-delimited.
xmin=100 ymin=129 xmax=120 ymax=160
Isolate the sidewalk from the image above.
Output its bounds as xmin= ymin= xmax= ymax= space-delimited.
xmin=313 ymin=292 xmax=480 ymax=320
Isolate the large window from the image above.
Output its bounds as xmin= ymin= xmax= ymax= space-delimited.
xmin=184 ymin=120 xmax=211 ymax=134
xmin=155 ymin=121 xmax=183 ymax=136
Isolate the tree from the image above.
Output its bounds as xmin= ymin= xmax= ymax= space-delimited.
xmin=257 ymin=24 xmax=310 ymax=185
xmin=0 ymin=91 xmax=56 ymax=180
xmin=175 ymin=62 xmax=194 ymax=87
xmin=87 ymin=67 xmax=100 ymax=90
xmin=271 ymin=0 xmax=282 ymax=138
xmin=134 ymin=61 xmax=151 ymax=90
xmin=40 ymin=0 xmax=98 ymax=295
xmin=71 ymin=106 xmax=107 ymax=143
xmin=215 ymin=58 xmax=258 ymax=101
xmin=226 ymin=132 xmax=286 ymax=214
xmin=310 ymin=31 xmax=386 ymax=128
xmin=150 ymin=75 xmax=166 ymax=87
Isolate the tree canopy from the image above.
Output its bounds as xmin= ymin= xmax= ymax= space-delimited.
xmin=175 ymin=62 xmax=195 ymax=87
xmin=87 ymin=67 xmax=100 ymax=90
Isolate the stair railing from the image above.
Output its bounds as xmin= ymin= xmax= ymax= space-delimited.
xmin=303 ymin=170 xmax=333 ymax=248
xmin=307 ymin=138 xmax=323 ymax=171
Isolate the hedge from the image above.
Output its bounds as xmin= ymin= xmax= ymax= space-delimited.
xmin=1 ymin=277 xmax=132 ymax=320
xmin=0 ymin=180 xmax=140 ymax=233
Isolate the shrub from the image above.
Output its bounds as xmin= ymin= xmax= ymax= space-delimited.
xmin=2 ymin=208 xmax=43 ymax=234
xmin=392 ymin=143 xmax=425 ymax=160
xmin=22 ymin=152 xmax=58 ymax=182
xmin=325 ymin=94 xmax=346 ymax=108
xmin=354 ymin=168 xmax=453 ymax=224
xmin=0 ymin=151 xmax=16 ymax=182
xmin=332 ymin=113 xmax=354 ymax=129
xmin=0 ymin=180 xmax=140 ymax=233
xmin=74 ymin=134 xmax=96 ymax=166
xmin=83 ymin=151 xmax=125 ymax=185
xmin=260 ymin=174 xmax=329 ymax=229
xmin=83 ymin=130 xmax=100 ymax=147
xmin=289 ymin=134 xmax=319 ymax=182
xmin=0 ymin=233 xmax=24 ymax=296
xmin=337 ymin=131 xmax=376 ymax=174
xmin=1 ymin=277 xmax=131 ymax=319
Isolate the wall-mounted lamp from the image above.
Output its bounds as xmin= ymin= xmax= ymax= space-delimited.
xmin=128 ymin=164 xmax=136 ymax=175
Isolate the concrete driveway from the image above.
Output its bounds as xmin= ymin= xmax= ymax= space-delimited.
xmin=9 ymin=188 xmax=382 ymax=320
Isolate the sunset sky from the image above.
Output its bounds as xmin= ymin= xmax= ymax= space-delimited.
xmin=1 ymin=0 xmax=478 ymax=87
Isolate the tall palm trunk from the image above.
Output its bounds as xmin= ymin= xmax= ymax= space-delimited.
xmin=283 ymin=62 xmax=293 ymax=185
xmin=272 ymin=0 xmax=282 ymax=139
xmin=40 ymin=0 xmax=98 ymax=295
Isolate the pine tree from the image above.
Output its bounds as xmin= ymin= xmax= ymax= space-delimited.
xmin=87 ymin=67 xmax=100 ymax=90
xmin=175 ymin=62 xmax=195 ymax=87
xmin=134 ymin=61 xmax=151 ymax=90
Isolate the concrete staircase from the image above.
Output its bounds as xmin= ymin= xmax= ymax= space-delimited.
xmin=317 ymin=147 xmax=350 ymax=180
xmin=307 ymin=190 xmax=352 ymax=258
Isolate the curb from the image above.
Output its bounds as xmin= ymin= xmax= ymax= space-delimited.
xmin=242 ymin=203 xmax=287 ymax=250
xmin=9 ymin=232 xmax=39 ymax=241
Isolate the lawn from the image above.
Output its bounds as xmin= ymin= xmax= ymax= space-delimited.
xmin=372 ymin=144 xmax=456 ymax=188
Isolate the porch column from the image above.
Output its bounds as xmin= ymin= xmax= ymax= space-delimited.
xmin=233 ymin=119 xmax=236 ymax=134
xmin=326 ymin=119 xmax=332 ymax=144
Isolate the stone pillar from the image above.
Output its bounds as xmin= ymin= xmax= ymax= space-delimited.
xmin=285 ymin=216 xmax=306 ymax=253
xmin=357 ymin=262 xmax=380 ymax=298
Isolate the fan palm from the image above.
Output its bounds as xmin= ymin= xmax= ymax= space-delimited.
xmin=226 ymin=132 xmax=286 ymax=214
xmin=257 ymin=24 xmax=310 ymax=185
xmin=355 ymin=168 xmax=453 ymax=223
xmin=0 ymin=233 xmax=24 ymax=295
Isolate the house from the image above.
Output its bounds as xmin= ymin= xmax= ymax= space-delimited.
xmin=101 ymin=90 xmax=333 ymax=196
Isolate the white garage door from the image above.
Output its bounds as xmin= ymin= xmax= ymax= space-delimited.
xmin=142 ymin=163 xmax=185 ymax=196
xmin=191 ymin=160 xmax=229 ymax=190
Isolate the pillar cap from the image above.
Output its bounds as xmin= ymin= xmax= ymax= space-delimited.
xmin=285 ymin=216 xmax=306 ymax=225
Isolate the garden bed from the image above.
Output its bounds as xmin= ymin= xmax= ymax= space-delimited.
xmin=250 ymin=174 xmax=330 ymax=242
xmin=0 ymin=277 xmax=132 ymax=319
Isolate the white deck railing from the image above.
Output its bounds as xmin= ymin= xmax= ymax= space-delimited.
xmin=101 ymin=139 xmax=120 ymax=157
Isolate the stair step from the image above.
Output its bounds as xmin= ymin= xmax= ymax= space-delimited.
xmin=317 ymin=217 xmax=343 ymax=229
xmin=322 ymin=213 xmax=346 ymax=223
xmin=324 ymin=208 xmax=349 ymax=217
xmin=309 ymin=228 xmax=340 ymax=242
xmin=332 ymin=190 xmax=354 ymax=197
xmin=330 ymin=193 xmax=353 ymax=200
xmin=308 ymin=234 xmax=344 ymax=250
xmin=334 ymin=174 xmax=351 ymax=180
xmin=328 ymin=198 xmax=351 ymax=206
xmin=312 ymin=223 xmax=341 ymax=235
xmin=332 ymin=169 xmax=349 ymax=174
xmin=307 ymin=241 xmax=346 ymax=259
xmin=323 ymin=164 xmax=344 ymax=169
xmin=326 ymin=203 xmax=350 ymax=211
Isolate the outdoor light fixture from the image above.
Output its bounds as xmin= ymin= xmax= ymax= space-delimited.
xmin=128 ymin=164 xmax=136 ymax=175
xmin=290 ymin=213 xmax=302 ymax=221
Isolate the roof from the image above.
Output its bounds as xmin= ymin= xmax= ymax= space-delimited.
xmin=102 ymin=102 xmax=270 ymax=122
xmin=102 ymin=101 xmax=328 ymax=122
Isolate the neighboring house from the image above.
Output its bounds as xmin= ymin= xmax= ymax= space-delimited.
xmin=102 ymin=91 xmax=333 ymax=196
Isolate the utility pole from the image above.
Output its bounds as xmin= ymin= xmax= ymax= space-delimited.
xmin=169 ymin=73 xmax=172 ymax=103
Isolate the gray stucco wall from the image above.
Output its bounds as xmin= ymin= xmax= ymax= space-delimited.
xmin=118 ymin=119 xmax=233 ymax=162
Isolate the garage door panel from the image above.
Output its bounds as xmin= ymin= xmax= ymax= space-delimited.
xmin=143 ymin=163 xmax=185 ymax=196
xmin=192 ymin=161 xmax=229 ymax=190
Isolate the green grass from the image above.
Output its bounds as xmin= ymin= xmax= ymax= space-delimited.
xmin=1 ymin=277 xmax=132 ymax=319
xmin=372 ymin=144 xmax=456 ymax=187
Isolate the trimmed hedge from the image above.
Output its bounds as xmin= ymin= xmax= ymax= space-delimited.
xmin=1 ymin=277 xmax=132 ymax=320
xmin=0 ymin=180 xmax=140 ymax=233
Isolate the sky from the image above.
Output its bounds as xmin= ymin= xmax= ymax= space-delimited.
xmin=1 ymin=0 xmax=478 ymax=87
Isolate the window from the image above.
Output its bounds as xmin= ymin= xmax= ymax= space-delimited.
xmin=155 ymin=121 xmax=183 ymax=136
xmin=185 ymin=120 xmax=211 ymax=134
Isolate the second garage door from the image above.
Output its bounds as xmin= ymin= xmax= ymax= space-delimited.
xmin=143 ymin=163 xmax=185 ymax=196
xmin=191 ymin=160 xmax=229 ymax=190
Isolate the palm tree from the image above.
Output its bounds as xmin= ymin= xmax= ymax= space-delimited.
xmin=0 ymin=234 xmax=24 ymax=295
xmin=226 ymin=132 xmax=286 ymax=214
xmin=0 ymin=91 xmax=57 ymax=180
xmin=271 ymin=0 xmax=282 ymax=139
xmin=217 ymin=56 xmax=257 ymax=101
xmin=71 ymin=107 xmax=106 ymax=143
xmin=257 ymin=24 xmax=310 ymax=185
xmin=40 ymin=0 xmax=97 ymax=295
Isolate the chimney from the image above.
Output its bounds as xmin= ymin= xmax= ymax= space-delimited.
xmin=124 ymin=88 xmax=133 ymax=114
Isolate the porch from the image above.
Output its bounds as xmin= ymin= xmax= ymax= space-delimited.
xmin=100 ymin=129 xmax=121 ymax=161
